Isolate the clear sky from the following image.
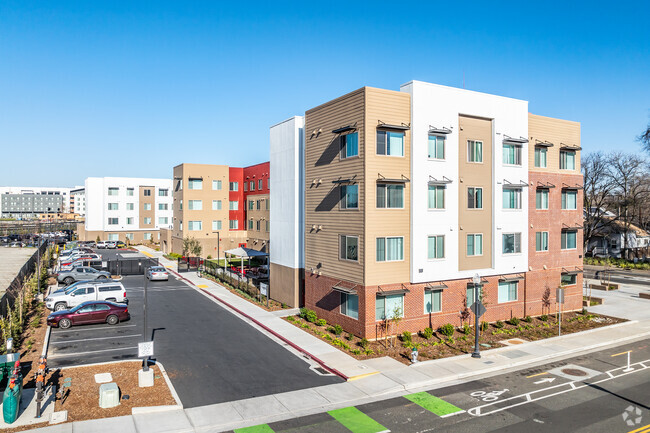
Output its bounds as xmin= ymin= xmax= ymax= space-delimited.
xmin=1 ymin=1 xmax=649 ymax=187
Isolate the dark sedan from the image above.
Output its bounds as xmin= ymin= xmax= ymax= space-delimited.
xmin=47 ymin=301 xmax=129 ymax=329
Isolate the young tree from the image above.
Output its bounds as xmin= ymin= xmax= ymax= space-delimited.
xmin=182 ymin=237 xmax=202 ymax=257
xmin=582 ymin=152 xmax=617 ymax=250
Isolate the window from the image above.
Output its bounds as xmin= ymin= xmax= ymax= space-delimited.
xmin=258 ymin=179 xmax=263 ymax=190
xmin=159 ymin=217 xmax=168 ymax=224
xmin=376 ymin=294 xmax=404 ymax=320
xmin=428 ymin=134 xmax=445 ymax=159
xmin=212 ymin=200 xmax=222 ymax=210
xmin=126 ymin=188 xmax=134 ymax=196
xmin=256 ymin=220 xmax=261 ymax=231
xmin=561 ymin=190 xmax=577 ymax=210
xmin=212 ymin=180 xmax=222 ymax=190
xmin=502 ymin=233 xmax=522 ymax=254
xmin=143 ymin=189 xmax=152 ymax=196
xmin=127 ymin=217 xmax=134 ymax=225
xmin=534 ymin=147 xmax=547 ymax=168
xmin=466 ymin=285 xmax=482 ymax=307
xmin=377 ymin=131 xmax=404 ymax=156
xmin=229 ymin=182 xmax=238 ymax=191
xmin=498 ymin=281 xmax=518 ymax=303
xmin=144 ymin=233 xmax=152 ymax=241
xmin=229 ymin=220 xmax=239 ymax=229
xmin=560 ymin=150 xmax=576 ymax=170
xmin=503 ymin=188 xmax=522 ymax=209
xmin=144 ymin=217 xmax=152 ymax=225
xmin=502 ymin=144 xmax=522 ymax=165
xmin=467 ymin=187 xmax=483 ymax=209
xmin=427 ymin=235 xmax=445 ymax=259
xmin=108 ymin=203 xmax=118 ymax=210
xmin=108 ymin=217 xmax=118 ymax=225
xmin=340 ymin=293 xmax=359 ymax=319
xmin=428 ymin=185 xmax=445 ymax=209
xmin=266 ymin=221 xmax=270 ymax=232
xmin=108 ymin=187 xmax=119 ymax=196
xmin=341 ymin=132 xmax=359 ymax=159
xmin=188 ymin=221 xmax=202 ymax=231
xmin=341 ymin=184 xmax=359 ymax=209
xmin=339 ymin=235 xmax=358 ymax=261
xmin=248 ymin=200 xmax=254 ymax=210
xmin=229 ymin=201 xmax=239 ymax=210
xmin=144 ymin=203 xmax=152 ymax=211
xmin=256 ymin=200 xmax=261 ymax=210
xmin=188 ymin=179 xmax=202 ymax=190
xmin=267 ymin=178 xmax=270 ymax=189
xmin=250 ymin=181 xmax=255 ymax=191
xmin=212 ymin=220 xmax=222 ymax=230
xmin=467 ymin=234 xmax=483 ymax=256
xmin=376 ymin=184 xmax=404 ymax=208
xmin=467 ymin=140 xmax=483 ymax=163
xmin=248 ymin=219 xmax=254 ymax=229
xmin=244 ymin=183 xmax=248 ymax=192
xmin=536 ymin=231 xmax=549 ymax=252
xmin=424 ymin=290 xmax=442 ymax=313
xmin=180 ymin=200 xmax=183 ymax=210
xmin=376 ymin=237 xmax=403 ymax=261
xmin=561 ymin=230 xmax=577 ymax=249
xmin=561 ymin=274 xmax=577 ymax=285
xmin=159 ymin=189 xmax=169 ymax=196
xmin=536 ymin=189 xmax=549 ymax=210
xmin=159 ymin=203 xmax=168 ymax=210
xmin=188 ymin=200 xmax=202 ymax=210
xmin=107 ymin=234 xmax=118 ymax=241
xmin=125 ymin=233 xmax=134 ymax=241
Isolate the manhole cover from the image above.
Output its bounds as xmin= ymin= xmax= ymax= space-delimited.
xmin=561 ymin=368 xmax=588 ymax=377
xmin=508 ymin=339 xmax=523 ymax=345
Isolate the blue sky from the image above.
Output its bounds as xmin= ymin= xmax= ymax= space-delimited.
xmin=1 ymin=1 xmax=649 ymax=187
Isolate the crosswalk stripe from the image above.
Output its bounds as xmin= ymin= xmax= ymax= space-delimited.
xmin=328 ymin=407 xmax=390 ymax=433
xmin=404 ymin=392 xmax=464 ymax=417
xmin=233 ymin=424 xmax=275 ymax=433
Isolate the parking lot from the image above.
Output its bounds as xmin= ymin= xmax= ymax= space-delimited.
xmin=47 ymin=248 xmax=342 ymax=408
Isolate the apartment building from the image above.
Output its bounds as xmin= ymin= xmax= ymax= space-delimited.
xmin=243 ymin=162 xmax=271 ymax=251
xmin=0 ymin=186 xmax=73 ymax=218
xmin=299 ymin=81 xmax=583 ymax=338
xmin=79 ymin=177 xmax=173 ymax=244
xmin=70 ymin=187 xmax=86 ymax=216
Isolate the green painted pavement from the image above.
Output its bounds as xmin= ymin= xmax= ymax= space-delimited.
xmin=234 ymin=424 xmax=275 ymax=433
xmin=404 ymin=391 xmax=463 ymax=416
xmin=328 ymin=407 xmax=388 ymax=433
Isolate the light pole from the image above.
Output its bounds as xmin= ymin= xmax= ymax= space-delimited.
xmin=471 ymin=273 xmax=481 ymax=359
xmin=140 ymin=261 xmax=149 ymax=372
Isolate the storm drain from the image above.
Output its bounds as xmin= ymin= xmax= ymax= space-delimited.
xmin=310 ymin=365 xmax=335 ymax=376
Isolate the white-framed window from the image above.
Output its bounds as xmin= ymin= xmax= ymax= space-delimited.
xmin=159 ymin=217 xmax=168 ymax=224
xmin=212 ymin=220 xmax=222 ymax=230
xmin=126 ymin=217 xmax=134 ymax=225
xmin=212 ymin=180 xmax=222 ymax=190
xmin=536 ymin=231 xmax=549 ymax=252
xmin=425 ymin=290 xmax=442 ymax=313
xmin=376 ymin=237 xmax=404 ymax=262
xmin=376 ymin=294 xmax=404 ymax=321
xmin=229 ymin=201 xmax=239 ymax=210
xmin=143 ymin=233 xmax=152 ymax=241
xmin=561 ymin=230 xmax=577 ymax=250
xmin=428 ymin=134 xmax=445 ymax=159
xmin=467 ymin=234 xmax=483 ymax=256
xmin=534 ymin=147 xmax=547 ymax=168
xmin=502 ymin=144 xmax=522 ymax=165
xmin=503 ymin=187 xmax=522 ymax=209
xmin=188 ymin=221 xmax=202 ymax=231
xmin=188 ymin=179 xmax=202 ymax=190
xmin=467 ymin=140 xmax=483 ymax=163
xmin=229 ymin=219 xmax=238 ymax=229
xmin=561 ymin=274 xmax=577 ymax=285
xmin=144 ymin=203 xmax=152 ymax=211
xmin=108 ymin=187 xmax=119 ymax=196
xmin=108 ymin=203 xmax=118 ymax=210
xmin=179 ymin=200 xmax=183 ymax=210
xmin=340 ymin=132 xmax=359 ymax=159
xmin=340 ymin=293 xmax=359 ymax=319
xmin=108 ymin=233 xmax=119 ymax=241
xmin=126 ymin=202 xmax=134 ymax=211
xmin=376 ymin=184 xmax=403 ymax=208
xmin=376 ymin=130 xmax=404 ymax=156
xmin=503 ymin=233 xmax=522 ymax=254
xmin=339 ymin=235 xmax=359 ymax=261
xmin=428 ymin=185 xmax=445 ymax=209
xmin=560 ymin=150 xmax=576 ymax=170
xmin=258 ymin=179 xmax=263 ymax=190
xmin=250 ymin=181 xmax=255 ymax=191
xmin=107 ymin=218 xmax=118 ymax=225
xmin=212 ymin=200 xmax=222 ymax=210
xmin=159 ymin=203 xmax=168 ymax=210
xmin=427 ymin=235 xmax=444 ymax=259
xmin=468 ymin=187 xmax=483 ymax=209
xmin=126 ymin=188 xmax=134 ymax=196
xmin=229 ymin=182 xmax=238 ymax=191
xmin=561 ymin=190 xmax=577 ymax=210
xmin=143 ymin=189 xmax=152 ymax=196
xmin=143 ymin=217 xmax=152 ymax=225
xmin=536 ymin=189 xmax=549 ymax=210
xmin=188 ymin=200 xmax=202 ymax=210
xmin=248 ymin=200 xmax=254 ymax=210
xmin=498 ymin=281 xmax=518 ymax=303
xmin=159 ymin=189 xmax=169 ymax=196
xmin=466 ymin=285 xmax=482 ymax=306
xmin=125 ymin=233 xmax=134 ymax=241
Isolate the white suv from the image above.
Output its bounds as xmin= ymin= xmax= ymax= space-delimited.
xmin=46 ymin=281 xmax=128 ymax=311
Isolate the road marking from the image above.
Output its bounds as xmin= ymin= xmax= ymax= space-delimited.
xmin=140 ymin=251 xmax=154 ymax=257
xmin=51 ymin=324 xmax=137 ymax=333
xmin=629 ymin=423 xmax=650 ymax=433
xmin=612 ymin=350 xmax=633 ymax=357
xmin=50 ymin=334 xmax=142 ymax=345
xmin=328 ymin=407 xmax=390 ymax=433
xmin=233 ymin=424 xmax=275 ymax=433
xmin=197 ymin=284 xmax=209 ymax=288
xmin=404 ymin=392 xmax=464 ymax=417
xmin=526 ymin=372 xmax=549 ymax=378
xmin=534 ymin=378 xmax=555 ymax=385
xmin=48 ymin=346 xmax=138 ymax=358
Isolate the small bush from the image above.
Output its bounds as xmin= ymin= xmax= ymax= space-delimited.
xmin=494 ymin=320 xmax=505 ymax=329
xmin=508 ymin=317 xmax=520 ymax=326
xmin=305 ymin=310 xmax=318 ymax=323
xmin=286 ymin=316 xmax=296 ymax=322
xmin=206 ymin=255 xmax=212 ymax=260
xmin=422 ymin=327 xmax=434 ymax=339
xmin=523 ymin=315 xmax=532 ymax=323
xmin=364 ymin=348 xmax=374 ymax=355
xmin=324 ymin=334 xmax=333 ymax=341
xmin=351 ymin=349 xmax=361 ymax=355
xmin=299 ymin=308 xmax=308 ymax=319
xmin=281 ymin=303 xmax=289 ymax=309
xmin=439 ymin=323 xmax=455 ymax=337
xmin=401 ymin=331 xmax=412 ymax=345
xmin=359 ymin=338 xmax=369 ymax=349
xmin=346 ymin=333 xmax=354 ymax=341
xmin=301 ymin=323 xmax=310 ymax=329
xmin=326 ymin=326 xmax=335 ymax=333
xmin=317 ymin=319 xmax=327 ymax=327
xmin=462 ymin=323 xmax=471 ymax=335
xmin=333 ymin=324 xmax=343 ymax=335
xmin=540 ymin=314 xmax=548 ymax=322
xmin=480 ymin=321 xmax=489 ymax=332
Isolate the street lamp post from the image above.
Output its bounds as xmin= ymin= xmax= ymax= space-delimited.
xmin=140 ymin=261 xmax=149 ymax=372
xmin=472 ymin=273 xmax=481 ymax=359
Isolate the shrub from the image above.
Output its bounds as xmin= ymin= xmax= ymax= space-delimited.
xmin=439 ymin=323 xmax=455 ymax=337
xmin=206 ymin=255 xmax=212 ymax=260
xmin=422 ymin=327 xmax=434 ymax=339
xmin=281 ymin=303 xmax=289 ymax=309
xmin=324 ymin=334 xmax=333 ymax=341
xmin=333 ymin=324 xmax=343 ymax=335
xmin=523 ymin=315 xmax=533 ymax=323
xmin=301 ymin=323 xmax=310 ymax=329
xmin=508 ymin=317 xmax=520 ymax=326
xmin=364 ymin=348 xmax=374 ymax=355
xmin=401 ymin=331 xmax=412 ymax=345
xmin=540 ymin=314 xmax=548 ymax=322
xmin=462 ymin=323 xmax=471 ymax=335
xmin=299 ymin=308 xmax=308 ymax=319
xmin=286 ymin=316 xmax=296 ymax=322
xmin=480 ymin=321 xmax=489 ymax=332
xmin=359 ymin=338 xmax=369 ymax=349
xmin=317 ymin=319 xmax=327 ymax=327
xmin=494 ymin=320 xmax=505 ymax=329
xmin=305 ymin=309 xmax=318 ymax=323
xmin=346 ymin=333 xmax=354 ymax=341
xmin=351 ymin=349 xmax=361 ymax=355
xmin=326 ymin=326 xmax=335 ymax=333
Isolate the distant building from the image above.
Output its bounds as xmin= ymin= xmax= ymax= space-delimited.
xmin=586 ymin=218 xmax=650 ymax=258
xmin=0 ymin=186 xmax=74 ymax=219
xmin=70 ymin=187 xmax=86 ymax=216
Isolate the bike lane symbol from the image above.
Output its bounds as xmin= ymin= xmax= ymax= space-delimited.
xmin=470 ymin=389 xmax=509 ymax=402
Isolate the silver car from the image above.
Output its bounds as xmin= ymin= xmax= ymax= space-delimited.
xmin=146 ymin=266 xmax=169 ymax=281
xmin=57 ymin=266 xmax=111 ymax=285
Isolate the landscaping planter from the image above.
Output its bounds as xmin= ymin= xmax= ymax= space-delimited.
xmin=583 ymin=296 xmax=604 ymax=307
xmin=590 ymin=283 xmax=619 ymax=291
xmin=639 ymin=292 xmax=650 ymax=300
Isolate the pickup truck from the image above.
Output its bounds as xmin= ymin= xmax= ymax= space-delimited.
xmin=45 ymin=281 xmax=128 ymax=311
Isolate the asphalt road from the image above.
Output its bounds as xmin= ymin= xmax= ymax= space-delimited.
xmin=584 ymin=268 xmax=650 ymax=286
xmin=48 ymin=249 xmax=341 ymax=408
xmin=243 ymin=338 xmax=650 ymax=433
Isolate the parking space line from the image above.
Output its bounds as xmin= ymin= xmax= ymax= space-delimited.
xmin=48 ymin=346 xmax=138 ymax=359
xmin=50 ymin=334 xmax=141 ymax=345
xmin=51 ymin=324 xmax=137 ymax=333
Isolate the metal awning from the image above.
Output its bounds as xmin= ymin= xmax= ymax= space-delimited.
xmin=377 ymin=122 xmax=410 ymax=131
xmin=562 ymin=183 xmax=584 ymax=190
xmin=468 ymin=277 xmax=489 ymax=285
xmin=377 ymin=174 xmax=410 ymax=183
xmin=332 ymin=177 xmax=357 ymax=184
xmin=503 ymin=180 xmax=529 ymax=188
xmin=188 ymin=176 xmax=203 ymax=180
xmin=499 ymin=276 xmax=524 ymax=282
xmin=332 ymin=125 xmax=356 ymax=134
xmin=537 ymin=181 xmax=556 ymax=189
xmin=503 ymin=135 xmax=528 ymax=144
xmin=560 ymin=143 xmax=582 ymax=151
xmin=425 ymin=283 xmax=447 ymax=291
xmin=562 ymin=224 xmax=584 ymax=230
xmin=377 ymin=285 xmax=410 ymax=296
xmin=332 ymin=283 xmax=358 ymax=295
xmin=561 ymin=268 xmax=583 ymax=276
xmin=535 ymin=140 xmax=554 ymax=148
xmin=428 ymin=176 xmax=452 ymax=185
xmin=428 ymin=126 xmax=452 ymax=135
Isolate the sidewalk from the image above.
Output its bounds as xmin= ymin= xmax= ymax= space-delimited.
xmin=27 ymin=247 xmax=650 ymax=432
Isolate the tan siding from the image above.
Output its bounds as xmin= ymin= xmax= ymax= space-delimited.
xmin=139 ymin=186 xmax=155 ymax=228
xmin=528 ymin=113 xmax=581 ymax=174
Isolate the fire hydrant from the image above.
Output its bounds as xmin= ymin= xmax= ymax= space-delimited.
xmin=411 ymin=346 xmax=419 ymax=364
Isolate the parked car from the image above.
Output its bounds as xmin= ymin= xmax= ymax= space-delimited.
xmin=47 ymin=301 xmax=130 ymax=329
xmin=96 ymin=241 xmax=108 ymax=249
xmin=115 ymin=241 xmax=126 ymax=248
xmin=146 ymin=266 xmax=169 ymax=281
xmin=106 ymin=241 xmax=117 ymax=249
xmin=56 ymin=266 xmax=111 ymax=285
xmin=51 ymin=280 xmax=94 ymax=294
xmin=45 ymin=281 xmax=128 ymax=311
xmin=60 ymin=258 xmax=103 ymax=272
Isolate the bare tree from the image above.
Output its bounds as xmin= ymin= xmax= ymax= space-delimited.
xmin=639 ymin=122 xmax=650 ymax=154
xmin=582 ymin=152 xmax=617 ymax=250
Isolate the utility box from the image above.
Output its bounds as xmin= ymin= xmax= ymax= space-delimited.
xmin=99 ymin=382 xmax=120 ymax=408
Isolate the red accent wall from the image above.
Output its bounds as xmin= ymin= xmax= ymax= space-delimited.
xmin=243 ymin=162 xmax=270 ymax=199
xmin=229 ymin=167 xmax=244 ymax=230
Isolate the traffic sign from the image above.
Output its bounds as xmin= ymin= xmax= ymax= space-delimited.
xmin=470 ymin=300 xmax=486 ymax=318
xmin=138 ymin=341 xmax=154 ymax=358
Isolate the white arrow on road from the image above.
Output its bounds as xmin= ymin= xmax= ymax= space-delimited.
xmin=534 ymin=377 xmax=556 ymax=385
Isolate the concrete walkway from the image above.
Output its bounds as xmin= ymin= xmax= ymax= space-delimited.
xmin=27 ymin=249 xmax=650 ymax=432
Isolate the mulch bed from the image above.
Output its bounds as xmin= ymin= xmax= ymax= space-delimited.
xmin=202 ymin=273 xmax=289 ymax=312
xmin=285 ymin=312 xmax=626 ymax=365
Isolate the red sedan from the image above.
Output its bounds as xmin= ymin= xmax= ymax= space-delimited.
xmin=47 ymin=301 xmax=130 ymax=329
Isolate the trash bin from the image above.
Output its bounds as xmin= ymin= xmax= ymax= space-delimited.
xmin=3 ymin=369 xmax=23 ymax=424
xmin=0 ymin=353 xmax=19 ymax=383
